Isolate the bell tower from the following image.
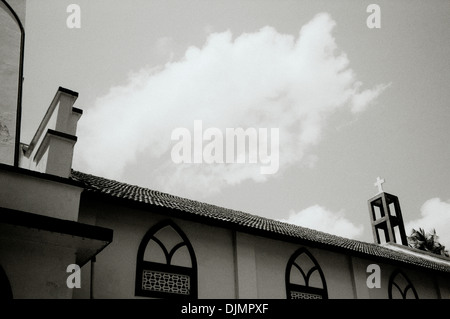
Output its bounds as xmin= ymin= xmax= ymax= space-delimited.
xmin=368 ymin=177 xmax=408 ymax=245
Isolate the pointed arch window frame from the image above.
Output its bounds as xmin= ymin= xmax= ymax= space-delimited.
xmin=135 ymin=219 xmax=198 ymax=299
xmin=285 ymin=247 xmax=328 ymax=299
xmin=388 ymin=269 xmax=418 ymax=299
xmin=1 ymin=0 xmax=25 ymax=167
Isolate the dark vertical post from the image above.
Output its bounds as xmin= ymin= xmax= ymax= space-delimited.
xmin=90 ymin=256 xmax=96 ymax=299
xmin=13 ymin=26 xmax=24 ymax=167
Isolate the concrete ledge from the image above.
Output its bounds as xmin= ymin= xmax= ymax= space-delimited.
xmin=0 ymin=206 xmax=113 ymax=266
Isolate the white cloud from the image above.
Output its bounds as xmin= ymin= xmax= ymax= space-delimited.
xmin=279 ymin=205 xmax=364 ymax=239
xmin=351 ymin=82 xmax=391 ymax=113
xmin=405 ymin=198 xmax=450 ymax=250
xmin=74 ymin=12 xmax=388 ymax=198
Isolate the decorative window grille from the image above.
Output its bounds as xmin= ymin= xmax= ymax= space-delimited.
xmin=388 ymin=269 xmax=418 ymax=299
xmin=142 ymin=270 xmax=190 ymax=295
xmin=135 ymin=220 xmax=197 ymax=299
xmin=290 ymin=291 xmax=323 ymax=299
xmin=285 ymin=248 xmax=327 ymax=299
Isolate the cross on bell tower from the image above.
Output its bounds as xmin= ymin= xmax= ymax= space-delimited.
xmin=374 ymin=177 xmax=385 ymax=194
xmin=368 ymin=177 xmax=408 ymax=246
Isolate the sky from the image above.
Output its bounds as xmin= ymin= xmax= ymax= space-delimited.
xmin=12 ymin=0 xmax=450 ymax=248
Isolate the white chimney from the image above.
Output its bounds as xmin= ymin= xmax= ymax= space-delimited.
xmin=20 ymin=87 xmax=82 ymax=178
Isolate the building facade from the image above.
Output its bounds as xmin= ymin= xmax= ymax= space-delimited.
xmin=0 ymin=85 xmax=449 ymax=299
xmin=1 ymin=0 xmax=450 ymax=300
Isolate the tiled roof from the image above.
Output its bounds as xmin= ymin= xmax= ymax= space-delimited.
xmin=70 ymin=170 xmax=450 ymax=274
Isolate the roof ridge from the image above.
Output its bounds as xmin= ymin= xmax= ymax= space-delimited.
xmin=70 ymin=170 xmax=450 ymax=273
xmin=70 ymin=170 xmax=359 ymax=239
xmin=71 ymin=169 xmax=278 ymax=220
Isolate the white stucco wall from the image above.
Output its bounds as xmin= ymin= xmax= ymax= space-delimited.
xmin=74 ymin=194 xmax=450 ymax=299
xmin=0 ymin=237 xmax=76 ymax=299
xmin=0 ymin=168 xmax=82 ymax=221
xmin=75 ymin=197 xmax=236 ymax=299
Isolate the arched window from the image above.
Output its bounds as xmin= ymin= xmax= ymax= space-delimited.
xmin=0 ymin=0 xmax=25 ymax=166
xmin=388 ymin=269 xmax=418 ymax=299
xmin=285 ymin=247 xmax=327 ymax=299
xmin=135 ymin=220 xmax=197 ymax=299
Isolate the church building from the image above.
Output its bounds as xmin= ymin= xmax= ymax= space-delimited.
xmin=1 ymin=0 xmax=450 ymax=300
